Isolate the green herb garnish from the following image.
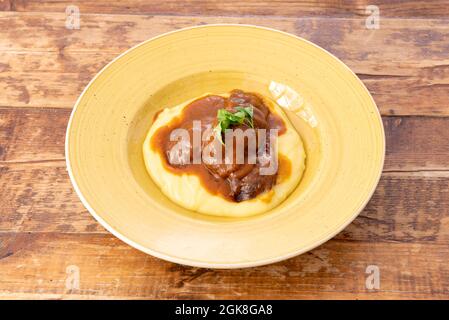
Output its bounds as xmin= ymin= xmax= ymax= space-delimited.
xmin=213 ymin=105 xmax=254 ymax=144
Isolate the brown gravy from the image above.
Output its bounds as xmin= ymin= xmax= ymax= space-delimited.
xmin=150 ymin=90 xmax=288 ymax=202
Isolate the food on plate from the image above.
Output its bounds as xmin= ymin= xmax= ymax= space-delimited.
xmin=143 ymin=89 xmax=305 ymax=217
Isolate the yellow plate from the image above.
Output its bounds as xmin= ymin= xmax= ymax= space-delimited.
xmin=66 ymin=25 xmax=385 ymax=268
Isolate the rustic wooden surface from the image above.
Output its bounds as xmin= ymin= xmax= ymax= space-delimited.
xmin=0 ymin=0 xmax=448 ymax=299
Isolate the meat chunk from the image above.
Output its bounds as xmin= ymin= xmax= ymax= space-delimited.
xmin=202 ymin=90 xmax=277 ymax=202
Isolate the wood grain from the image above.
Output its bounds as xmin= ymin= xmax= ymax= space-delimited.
xmin=1 ymin=1 xmax=449 ymax=300
xmin=5 ymin=0 xmax=449 ymax=18
xmin=1 ymin=107 xmax=448 ymax=237
xmin=2 ymin=108 xmax=449 ymax=170
xmin=0 ymin=12 xmax=449 ymax=115
xmin=1 ymin=233 xmax=448 ymax=299
xmin=0 ymin=108 xmax=68 ymax=163
xmin=1 ymin=159 xmax=448 ymax=241
xmin=383 ymin=117 xmax=449 ymax=171
xmin=1 ymin=109 xmax=448 ymax=241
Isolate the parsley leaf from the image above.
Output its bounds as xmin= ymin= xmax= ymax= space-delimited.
xmin=213 ymin=105 xmax=254 ymax=144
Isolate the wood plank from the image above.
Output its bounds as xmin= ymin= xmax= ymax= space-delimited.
xmin=0 ymin=13 xmax=448 ymax=115
xmin=6 ymin=0 xmax=449 ymax=18
xmin=0 ymin=107 xmax=448 ymax=237
xmin=0 ymin=108 xmax=69 ymax=162
xmin=0 ymin=0 xmax=447 ymax=302
xmin=383 ymin=117 xmax=449 ymax=171
xmin=0 ymin=233 xmax=448 ymax=299
xmin=0 ymin=163 xmax=102 ymax=234
xmin=0 ymin=52 xmax=113 ymax=109
xmin=337 ymin=172 xmax=449 ymax=243
xmin=2 ymin=108 xmax=449 ymax=170
xmin=1 ymin=160 xmax=448 ymax=241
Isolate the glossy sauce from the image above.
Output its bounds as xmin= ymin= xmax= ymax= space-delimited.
xmin=150 ymin=90 xmax=289 ymax=202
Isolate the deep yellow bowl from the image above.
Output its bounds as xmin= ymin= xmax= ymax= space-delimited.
xmin=66 ymin=25 xmax=385 ymax=268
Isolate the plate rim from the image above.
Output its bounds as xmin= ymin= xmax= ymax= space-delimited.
xmin=65 ymin=23 xmax=386 ymax=268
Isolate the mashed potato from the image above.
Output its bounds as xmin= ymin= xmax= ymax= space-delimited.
xmin=143 ymin=94 xmax=305 ymax=217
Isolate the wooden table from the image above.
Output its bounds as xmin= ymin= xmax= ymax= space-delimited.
xmin=1 ymin=0 xmax=448 ymax=299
